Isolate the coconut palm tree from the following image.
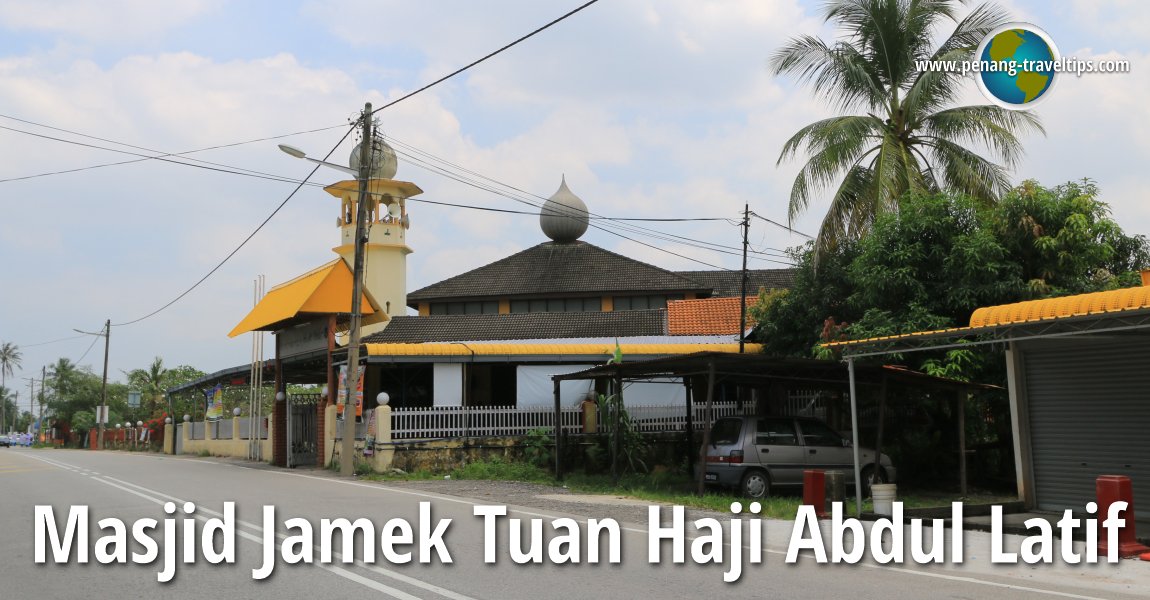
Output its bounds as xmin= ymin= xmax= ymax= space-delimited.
xmin=0 ymin=342 xmax=21 ymax=433
xmin=772 ymin=0 xmax=1043 ymax=257
xmin=128 ymin=357 xmax=169 ymax=417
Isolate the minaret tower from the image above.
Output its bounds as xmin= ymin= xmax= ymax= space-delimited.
xmin=324 ymin=135 xmax=421 ymax=335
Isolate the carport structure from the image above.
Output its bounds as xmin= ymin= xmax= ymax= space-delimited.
xmin=826 ymin=281 xmax=1150 ymax=529
xmin=551 ymin=352 xmax=992 ymax=514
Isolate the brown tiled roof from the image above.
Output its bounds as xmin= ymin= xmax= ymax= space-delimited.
xmin=407 ymin=241 xmax=710 ymax=305
xmin=667 ymin=297 xmax=755 ymax=335
xmin=675 ymin=269 xmax=796 ymax=297
xmin=363 ymin=310 xmax=667 ymax=343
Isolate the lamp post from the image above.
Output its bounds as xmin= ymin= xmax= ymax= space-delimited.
xmin=75 ymin=319 xmax=111 ymax=449
xmin=279 ymin=103 xmax=374 ymax=477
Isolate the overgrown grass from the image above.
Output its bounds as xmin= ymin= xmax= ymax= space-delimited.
xmin=359 ymin=457 xmax=1014 ymax=517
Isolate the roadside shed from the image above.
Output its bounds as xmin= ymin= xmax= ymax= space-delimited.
xmin=826 ymin=281 xmax=1150 ymax=529
xmin=551 ymin=352 xmax=993 ymax=514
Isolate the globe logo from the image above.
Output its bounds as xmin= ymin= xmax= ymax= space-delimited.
xmin=975 ymin=23 xmax=1059 ymax=110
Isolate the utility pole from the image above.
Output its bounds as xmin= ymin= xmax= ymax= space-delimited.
xmin=39 ymin=366 xmax=45 ymax=443
xmin=24 ymin=377 xmax=34 ymax=432
xmin=341 ymin=102 xmax=373 ymax=477
xmin=738 ymin=203 xmax=750 ymax=354
xmin=75 ymin=320 xmax=111 ymax=449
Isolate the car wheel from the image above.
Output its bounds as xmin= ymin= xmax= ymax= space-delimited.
xmin=861 ymin=465 xmax=887 ymax=498
xmin=740 ymin=469 xmax=770 ymax=499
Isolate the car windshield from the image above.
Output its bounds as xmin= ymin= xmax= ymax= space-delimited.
xmin=710 ymin=418 xmax=742 ymax=445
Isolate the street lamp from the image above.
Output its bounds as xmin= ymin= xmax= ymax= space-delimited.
xmin=279 ymin=103 xmax=375 ymax=477
xmin=75 ymin=320 xmax=110 ymax=450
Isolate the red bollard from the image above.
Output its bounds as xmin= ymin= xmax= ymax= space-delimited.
xmin=1096 ymin=475 xmax=1150 ymax=558
xmin=803 ymin=469 xmax=827 ymax=518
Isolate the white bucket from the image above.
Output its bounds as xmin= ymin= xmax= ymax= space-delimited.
xmin=871 ymin=483 xmax=898 ymax=516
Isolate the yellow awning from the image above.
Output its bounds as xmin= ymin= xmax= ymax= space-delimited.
xmin=825 ymin=283 xmax=1150 ymax=348
xmin=229 ymin=259 xmax=382 ymax=337
xmin=366 ymin=342 xmax=762 ymax=357
xmin=970 ymin=285 xmax=1150 ymax=328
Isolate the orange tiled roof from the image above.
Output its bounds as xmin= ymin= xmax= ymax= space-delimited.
xmin=667 ymin=297 xmax=756 ymax=336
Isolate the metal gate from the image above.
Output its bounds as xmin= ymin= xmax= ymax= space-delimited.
xmin=288 ymin=394 xmax=321 ymax=468
xmin=1021 ymin=337 xmax=1150 ymax=527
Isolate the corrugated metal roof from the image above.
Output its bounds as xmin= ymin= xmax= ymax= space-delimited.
xmin=825 ymin=284 xmax=1150 ymax=349
xmin=228 ymin=259 xmax=378 ymax=337
xmin=969 ymin=286 xmax=1150 ymax=327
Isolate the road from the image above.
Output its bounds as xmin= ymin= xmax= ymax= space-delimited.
xmin=1 ymin=448 xmax=1147 ymax=599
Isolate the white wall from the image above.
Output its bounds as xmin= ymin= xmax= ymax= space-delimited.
xmin=516 ymin=365 xmax=598 ymax=409
xmin=433 ymin=363 xmax=463 ymax=406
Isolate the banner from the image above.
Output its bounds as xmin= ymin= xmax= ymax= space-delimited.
xmin=205 ymin=384 xmax=224 ymax=422
xmin=336 ymin=365 xmax=364 ymax=418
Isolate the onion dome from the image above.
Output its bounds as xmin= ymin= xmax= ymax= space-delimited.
xmin=540 ymin=176 xmax=589 ymax=243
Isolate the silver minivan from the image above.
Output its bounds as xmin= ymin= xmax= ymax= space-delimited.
xmin=701 ymin=415 xmax=896 ymax=498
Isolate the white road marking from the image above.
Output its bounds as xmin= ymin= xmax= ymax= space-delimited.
xmin=22 ymin=451 xmax=1117 ymax=600
xmin=20 ymin=452 xmax=477 ymax=600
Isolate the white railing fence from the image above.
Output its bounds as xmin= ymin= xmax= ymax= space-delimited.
xmin=390 ymin=401 xmax=758 ymax=440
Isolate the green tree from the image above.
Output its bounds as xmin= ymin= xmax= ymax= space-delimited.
xmin=127 ymin=357 xmax=169 ymax=417
xmin=754 ymin=180 xmax=1150 ymax=369
xmin=771 ymin=0 xmax=1043 ymax=257
xmin=0 ymin=341 xmax=21 ymax=432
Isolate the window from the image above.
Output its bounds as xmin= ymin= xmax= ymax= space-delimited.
xmin=613 ymin=294 xmax=684 ymax=311
xmin=429 ymin=301 xmax=499 ymax=315
xmin=710 ymin=418 xmax=743 ymax=445
xmin=798 ymin=420 xmax=844 ymax=447
xmin=755 ymin=418 xmax=798 ymax=446
xmin=507 ymin=297 xmax=604 ymax=313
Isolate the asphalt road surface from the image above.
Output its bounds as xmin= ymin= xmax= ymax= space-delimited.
xmin=2 ymin=448 xmax=1147 ymax=599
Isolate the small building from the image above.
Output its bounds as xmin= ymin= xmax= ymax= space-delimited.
xmin=828 ymin=279 xmax=1150 ymax=530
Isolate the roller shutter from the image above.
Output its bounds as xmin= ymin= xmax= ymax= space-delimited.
xmin=1022 ymin=337 xmax=1150 ymax=524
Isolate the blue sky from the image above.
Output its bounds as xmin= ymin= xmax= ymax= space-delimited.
xmin=1 ymin=0 xmax=1147 ymax=390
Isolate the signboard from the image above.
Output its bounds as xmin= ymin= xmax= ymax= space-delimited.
xmin=336 ymin=365 xmax=364 ymax=418
xmin=205 ymin=384 xmax=224 ymax=422
xmin=128 ymin=391 xmax=141 ymax=408
xmin=279 ymin=319 xmax=328 ymax=358
xmin=95 ymin=406 xmax=108 ymax=424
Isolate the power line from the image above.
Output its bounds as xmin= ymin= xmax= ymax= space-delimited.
xmin=750 ymin=211 xmax=812 ymax=239
xmin=110 ymin=0 xmax=602 ymax=327
xmin=382 ymin=134 xmax=796 ymax=256
xmin=17 ymin=334 xmax=87 ymax=349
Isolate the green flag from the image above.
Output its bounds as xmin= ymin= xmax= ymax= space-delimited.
xmin=611 ymin=339 xmax=623 ymax=364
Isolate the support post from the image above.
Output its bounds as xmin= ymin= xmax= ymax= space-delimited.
xmin=872 ymin=375 xmax=888 ymax=490
xmin=684 ymin=377 xmax=694 ymax=476
xmin=695 ymin=362 xmax=716 ymax=496
xmin=847 ymin=358 xmax=863 ymax=516
xmin=958 ymin=389 xmax=968 ymax=497
xmin=738 ymin=203 xmax=749 ymax=353
xmin=553 ymin=378 xmax=562 ymax=480
xmin=612 ymin=369 xmax=623 ymax=484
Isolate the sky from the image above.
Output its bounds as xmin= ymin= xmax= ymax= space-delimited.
xmin=1 ymin=0 xmax=1147 ymax=393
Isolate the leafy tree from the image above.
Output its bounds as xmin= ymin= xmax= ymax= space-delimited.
xmin=752 ymin=243 xmax=859 ymax=356
xmin=771 ymin=0 xmax=1043 ymax=258
xmin=127 ymin=357 xmax=169 ymax=417
xmin=993 ymin=179 xmax=1150 ymax=295
xmin=0 ymin=341 xmax=21 ymax=432
xmin=754 ymin=180 xmax=1150 ymax=370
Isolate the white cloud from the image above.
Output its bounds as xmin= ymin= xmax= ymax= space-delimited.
xmin=0 ymin=0 xmax=221 ymax=41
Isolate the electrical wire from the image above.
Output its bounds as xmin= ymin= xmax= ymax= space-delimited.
xmin=750 ymin=211 xmax=813 ymax=239
xmin=17 ymin=334 xmax=87 ymax=348
xmin=109 ymin=0 xmax=602 ymax=327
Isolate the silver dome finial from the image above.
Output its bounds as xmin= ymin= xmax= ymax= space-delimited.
xmin=540 ymin=176 xmax=589 ymax=243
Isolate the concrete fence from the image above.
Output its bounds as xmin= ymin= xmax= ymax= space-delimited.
xmin=181 ymin=416 xmax=273 ymax=460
